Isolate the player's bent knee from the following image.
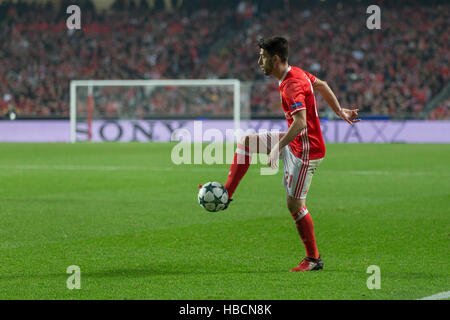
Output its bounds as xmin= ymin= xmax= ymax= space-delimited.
xmin=239 ymin=135 xmax=250 ymax=147
xmin=240 ymin=134 xmax=259 ymax=154
xmin=286 ymin=196 xmax=305 ymax=214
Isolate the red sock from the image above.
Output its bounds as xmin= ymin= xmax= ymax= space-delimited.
xmin=291 ymin=207 xmax=319 ymax=259
xmin=224 ymin=143 xmax=252 ymax=199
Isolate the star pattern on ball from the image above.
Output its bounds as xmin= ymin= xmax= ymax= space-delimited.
xmin=203 ymin=183 xmax=215 ymax=194
xmin=198 ymin=182 xmax=228 ymax=212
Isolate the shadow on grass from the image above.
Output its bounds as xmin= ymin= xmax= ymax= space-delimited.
xmin=0 ymin=264 xmax=289 ymax=281
xmin=2 ymin=264 xmax=447 ymax=281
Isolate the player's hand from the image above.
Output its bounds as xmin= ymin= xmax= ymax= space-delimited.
xmin=268 ymin=145 xmax=280 ymax=169
xmin=336 ymin=107 xmax=360 ymax=125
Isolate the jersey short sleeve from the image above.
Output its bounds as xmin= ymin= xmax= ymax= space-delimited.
xmin=303 ymin=70 xmax=317 ymax=84
xmin=283 ymin=80 xmax=306 ymax=117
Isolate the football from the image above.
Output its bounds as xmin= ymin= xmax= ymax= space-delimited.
xmin=198 ymin=182 xmax=229 ymax=212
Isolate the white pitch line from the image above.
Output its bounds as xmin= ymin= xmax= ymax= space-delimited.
xmin=0 ymin=164 xmax=145 ymax=171
xmin=418 ymin=291 xmax=450 ymax=300
xmin=345 ymin=170 xmax=429 ymax=176
xmin=0 ymin=165 xmax=444 ymax=176
xmin=0 ymin=164 xmax=227 ymax=172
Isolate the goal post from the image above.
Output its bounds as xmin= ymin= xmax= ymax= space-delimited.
xmin=69 ymin=79 xmax=243 ymax=143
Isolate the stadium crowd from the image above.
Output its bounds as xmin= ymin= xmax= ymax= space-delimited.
xmin=428 ymin=98 xmax=450 ymax=120
xmin=0 ymin=0 xmax=448 ymax=119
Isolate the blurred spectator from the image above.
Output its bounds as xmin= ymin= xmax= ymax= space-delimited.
xmin=0 ymin=0 xmax=447 ymax=118
xmin=428 ymin=98 xmax=450 ymax=120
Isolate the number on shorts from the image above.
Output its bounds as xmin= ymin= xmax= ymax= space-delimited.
xmin=285 ymin=171 xmax=293 ymax=188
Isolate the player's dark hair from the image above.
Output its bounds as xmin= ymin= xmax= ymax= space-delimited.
xmin=258 ymin=36 xmax=289 ymax=63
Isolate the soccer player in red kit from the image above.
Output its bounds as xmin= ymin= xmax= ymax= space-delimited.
xmin=220 ymin=36 xmax=359 ymax=272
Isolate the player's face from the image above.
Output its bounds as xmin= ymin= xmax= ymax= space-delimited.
xmin=258 ymin=49 xmax=273 ymax=75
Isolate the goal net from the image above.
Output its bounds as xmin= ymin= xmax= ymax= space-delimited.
xmin=70 ymin=79 xmax=248 ymax=143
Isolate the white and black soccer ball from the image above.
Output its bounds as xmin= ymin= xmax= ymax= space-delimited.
xmin=198 ymin=182 xmax=229 ymax=212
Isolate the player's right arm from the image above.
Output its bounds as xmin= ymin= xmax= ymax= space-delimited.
xmin=313 ymin=78 xmax=360 ymax=125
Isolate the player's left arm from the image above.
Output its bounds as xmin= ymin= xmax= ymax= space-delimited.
xmin=268 ymin=111 xmax=306 ymax=169
xmin=313 ymin=78 xmax=360 ymax=125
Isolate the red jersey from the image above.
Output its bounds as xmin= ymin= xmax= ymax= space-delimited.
xmin=279 ymin=66 xmax=325 ymax=160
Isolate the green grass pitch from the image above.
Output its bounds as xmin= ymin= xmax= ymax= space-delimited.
xmin=0 ymin=142 xmax=448 ymax=300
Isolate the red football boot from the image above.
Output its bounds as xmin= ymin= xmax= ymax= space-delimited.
xmin=290 ymin=256 xmax=324 ymax=272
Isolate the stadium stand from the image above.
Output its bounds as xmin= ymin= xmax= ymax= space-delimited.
xmin=0 ymin=0 xmax=448 ymax=119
